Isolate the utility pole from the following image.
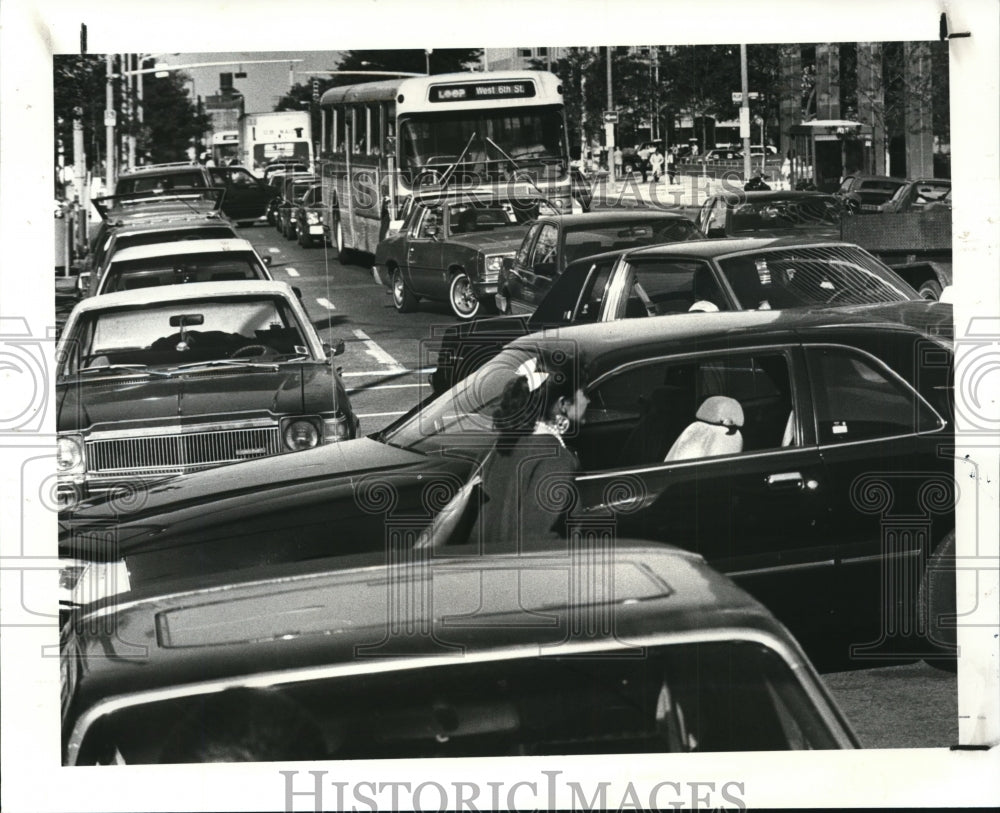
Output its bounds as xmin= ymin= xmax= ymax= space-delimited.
xmin=606 ymin=46 xmax=615 ymax=181
xmin=740 ymin=44 xmax=751 ymax=182
xmin=105 ymin=53 xmax=115 ymax=192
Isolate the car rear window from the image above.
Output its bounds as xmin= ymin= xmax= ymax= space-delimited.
xmin=100 ymin=251 xmax=267 ymax=294
xmin=71 ymin=640 xmax=840 ymax=764
xmin=563 ymin=220 xmax=700 ymax=263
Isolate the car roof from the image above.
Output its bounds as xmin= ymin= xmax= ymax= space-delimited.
xmin=712 ymin=190 xmax=839 ymax=204
xmin=510 ymin=300 xmax=951 ymax=382
xmin=107 ymin=217 xmax=236 ymax=238
xmin=622 ymin=235 xmax=849 ymax=259
xmin=538 ymin=210 xmax=691 ymax=226
xmin=118 ymin=163 xmax=207 ymax=177
xmin=66 ymin=279 xmax=299 ymax=314
xmin=108 ymin=238 xmax=258 ymax=263
xmin=69 ymin=541 xmax=784 ymax=703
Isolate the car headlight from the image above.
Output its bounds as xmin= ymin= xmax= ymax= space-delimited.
xmin=60 ymin=558 xmax=131 ymax=607
xmin=57 ymin=436 xmax=86 ymax=474
xmin=485 ymin=254 xmax=511 ymax=275
xmin=306 ymin=211 xmax=322 ymax=224
xmin=322 ymin=415 xmax=351 ymax=442
xmin=283 ymin=419 xmax=320 ymax=451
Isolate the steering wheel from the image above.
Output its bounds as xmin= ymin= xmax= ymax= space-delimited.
xmin=229 ymin=344 xmax=271 ymax=359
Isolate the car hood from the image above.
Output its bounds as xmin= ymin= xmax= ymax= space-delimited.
xmin=445 ymin=226 xmax=529 ymax=252
xmin=56 ymin=364 xmax=330 ymax=433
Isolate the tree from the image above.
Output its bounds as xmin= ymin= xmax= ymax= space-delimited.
xmin=660 ymin=45 xmax=741 ymax=152
xmin=53 ymin=55 xmax=210 ymax=174
xmin=138 ymin=70 xmax=211 ymax=162
xmin=332 ymin=49 xmax=482 ymax=86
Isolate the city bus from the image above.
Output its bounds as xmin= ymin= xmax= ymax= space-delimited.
xmin=210 ymin=130 xmax=240 ymax=165
xmin=318 ymin=71 xmax=571 ymax=257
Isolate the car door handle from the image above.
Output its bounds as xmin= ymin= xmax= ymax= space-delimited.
xmin=765 ymin=471 xmax=804 ymax=489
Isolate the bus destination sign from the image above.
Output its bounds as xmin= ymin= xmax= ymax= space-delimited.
xmin=429 ymin=81 xmax=536 ymax=103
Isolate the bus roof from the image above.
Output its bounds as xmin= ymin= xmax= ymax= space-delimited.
xmin=319 ymin=70 xmax=561 ymax=108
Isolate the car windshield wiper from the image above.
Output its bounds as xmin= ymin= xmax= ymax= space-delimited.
xmin=169 ymin=359 xmax=280 ymax=371
xmin=72 ymin=364 xmax=171 ymax=378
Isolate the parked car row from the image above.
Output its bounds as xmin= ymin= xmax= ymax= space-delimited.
xmin=57 ymin=164 xmax=357 ymax=507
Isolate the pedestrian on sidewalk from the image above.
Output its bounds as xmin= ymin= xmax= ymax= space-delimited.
xmin=613 ymin=146 xmax=623 ymax=181
xmin=666 ymin=148 xmax=677 ymax=184
xmin=649 ymin=149 xmax=664 ymax=182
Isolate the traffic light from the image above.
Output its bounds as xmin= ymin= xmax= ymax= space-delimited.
xmin=311 ymin=77 xmax=320 ymax=103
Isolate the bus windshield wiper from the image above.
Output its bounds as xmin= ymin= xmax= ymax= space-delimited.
xmin=484 ymin=136 xmax=520 ymax=170
xmin=439 ymin=131 xmax=478 ymax=190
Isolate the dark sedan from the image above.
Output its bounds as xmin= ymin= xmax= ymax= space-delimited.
xmin=62 ymin=542 xmax=858 ymax=764
xmin=293 ymin=182 xmax=327 ymax=248
xmin=433 ymin=236 xmax=923 ymax=394
xmin=496 ymin=210 xmax=704 ymax=315
xmin=275 ymin=175 xmax=318 ymax=240
xmin=373 ymin=195 xmax=557 ymax=319
xmin=696 ymin=190 xmax=847 ymax=240
xmin=60 ymin=302 xmax=955 ymax=663
xmin=56 ymin=280 xmax=356 ymax=507
xmin=836 ymin=174 xmax=908 ymax=211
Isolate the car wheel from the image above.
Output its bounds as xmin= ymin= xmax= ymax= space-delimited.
xmin=392 ymin=268 xmax=417 ymax=313
xmin=448 ymin=271 xmax=480 ymax=320
xmin=918 ymin=279 xmax=943 ymax=301
xmin=918 ymin=530 xmax=957 ymax=671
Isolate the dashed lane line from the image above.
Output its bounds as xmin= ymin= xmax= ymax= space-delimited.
xmin=316 ymin=297 xmax=336 ymax=310
xmin=351 ymin=329 xmax=405 ymax=373
xmin=285 ymin=267 xmax=300 ymax=277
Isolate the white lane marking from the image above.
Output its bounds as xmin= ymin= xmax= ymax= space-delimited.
xmin=340 ymin=368 xmax=436 ymax=378
xmin=316 ymin=297 xmax=336 ymax=310
xmin=347 ymin=382 xmax=425 ymax=394
xmin=357 ymin=411 xmax=408 ymax=418
xmin=351 ymin=329 xmax=404 ymax=373
xmin=266 ymin=247 xmax=280 ymax=254
xmin=285 ymin=267 xmax=300 ymax=277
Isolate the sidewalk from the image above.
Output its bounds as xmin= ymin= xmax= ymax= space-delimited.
xmin=587 ymin=172 xmax=792 ymax=215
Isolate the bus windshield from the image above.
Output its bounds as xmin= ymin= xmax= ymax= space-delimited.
xmin=399 ymin=105 xmax=567 ymax=181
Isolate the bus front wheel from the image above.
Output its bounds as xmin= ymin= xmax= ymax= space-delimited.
xmin=333 ymin=214 xmax=351 ymax=264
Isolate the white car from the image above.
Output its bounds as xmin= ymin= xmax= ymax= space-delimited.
xmin=86 ymin=237 xmax=273 ymax=297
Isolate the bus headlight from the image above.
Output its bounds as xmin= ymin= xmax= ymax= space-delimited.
xmin=306 ymin=211 xmax=322 ymax=225
xmin=282 ymin=418 xmax=320 ymax=450
xmin=57 ymin=436 xmax=86 ymax=474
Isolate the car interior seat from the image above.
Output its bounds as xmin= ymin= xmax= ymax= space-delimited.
xmin=664 ymin=395 xmax=744 ymax=462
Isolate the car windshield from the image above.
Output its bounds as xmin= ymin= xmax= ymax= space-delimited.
xmin=381 ymin=344 xmax=563 ymax=455
xmin=60 ymin=296 xmax=309 ymax=375
xmin=563 ymin=220 xmax=701 ymax=264
xmin=100 ymin=251 xmax=267 ymax=294
xmin=716 ymin=245 xmax=918 ymax=309
xmin=72 ymin=639 xmax=840 ymax=764
xmin=729 ymin=197 xmax=843 ymax=233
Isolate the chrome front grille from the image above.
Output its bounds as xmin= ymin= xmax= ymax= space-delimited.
xmin=87 ymin=426 xmax=284 ymax=476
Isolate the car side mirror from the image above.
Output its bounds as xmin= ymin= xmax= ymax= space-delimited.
xmin=324 ymin=339 xmax=345 ymax=357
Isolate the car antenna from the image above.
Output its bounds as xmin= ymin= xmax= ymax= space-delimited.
xmin=438 ymin=131 xmax=477 ymax=191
